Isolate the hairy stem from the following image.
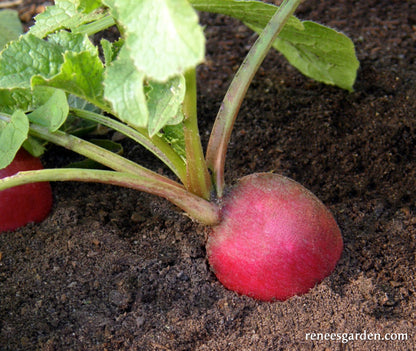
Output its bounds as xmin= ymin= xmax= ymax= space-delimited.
xmin=28 ymin=124 xmax=181 ymax=188
xmin=0 ymin=168 xmax=220 ymax=225
xmin=70 ymin=108 xmax=187 ymax=183
xmin=206 ymin=0 xmax=303 ymax=197
xmin=73 ymin=15 xmax=116 ymax=36
xmin=182 ymin=68 xmax=212 ymax=199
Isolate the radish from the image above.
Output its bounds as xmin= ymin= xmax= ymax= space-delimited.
xmin=0 ymin=0 xmax=355 ymax=300
xmin=0 ymin=149 xmax=53 ymax=232
xmin=207 ymin=173 xmax=343 ymax=301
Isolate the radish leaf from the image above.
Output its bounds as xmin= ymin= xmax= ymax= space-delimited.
xmin=0 ymin=33 xmax=106 ymax=108
xmin=190 ymin=0 xmax=358 ymax=90
xmin=0 ymin=35 xmax=63 ymax=89
xmin=28 ymin=88 xmax=69 ymax=132
xmin=104 ymin=46 xmax=148 ymax=128
xmin=0 ymin=88 xmax=33 ymax=114
xmin=22 ymin=137 xmax=46 ymax=157
xmin=146 ymin=75 xmax=186 ymax=137
xmin=78 ymin=0 xmax=103 ymax=13
xmin=31 ymin=50 xmax=105 ymax=108
xmin=0 ymin=110 xmax=29 ymax=169
xmin=190 ymin=0 xmax=303 ymax=30
xmin=161 ymin=124 xmax=186 ymax=159
xmin=0 ymin=10 xmax=23 ymax=50
xmin=100 ymin=39 xmax=114 ymax=66
xmin=29 ymin=0 xmax=106 ymax=38
xmin=249 ymin=20 xmax=359 ymax=91
xmin=104 ymin=0 xmax=205 ymax=82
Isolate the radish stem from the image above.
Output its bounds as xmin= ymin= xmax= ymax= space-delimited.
xmin=0 ymin=168 xmax=220 ymax=225
xmin=73 ymin=15 xmax=116 ymax=36
xmin=29 ymin=124 xmax=176 ymax=181
xmin=206 ymin=0 xmax=303 ymax=197
xmin=182 ymin=68 xmax=212 ymax=199
xmin=70 ymin=108 xmax=187 ymax=183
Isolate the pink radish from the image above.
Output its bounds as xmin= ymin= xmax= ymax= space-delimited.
xmin=207 ymin=173 xmax=343 ymax=301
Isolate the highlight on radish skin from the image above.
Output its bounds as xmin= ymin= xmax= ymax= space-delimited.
xmin=207 ymin=173 xmax=343 ymax=301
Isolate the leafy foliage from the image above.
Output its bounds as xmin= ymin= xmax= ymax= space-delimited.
xmin=0 ymin=9 xmax=23 ymax=49
xmin=0 ymin=0 xmax=358 ymax=169
xmin=191 ymin=0 xmax=359 ymax=91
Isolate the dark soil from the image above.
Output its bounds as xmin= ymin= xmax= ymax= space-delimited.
xmin=1 ymin=0 xmax=415 ymax=350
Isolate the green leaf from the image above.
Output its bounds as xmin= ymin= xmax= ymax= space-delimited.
xmin=65 ymin=95 xmax=101 ymax=137
xmin=250 ymin=21 xmax=359 ymax=91
xmin=190 ymin=0 xmax=303 ymax=30
xmin=0 ymin=9 xmax=23 ymax=50
xmin=0 ymin=86 xmax=70 ymax=119
xmin=0 ymin=110 xmax=29 ymax=169
xmin=105 ymin=0 xmax=205 ymax=82
xmin=28 ymin=88 xmax=69 ymax=131
xmin=0 ymin=34 xmax=63 ymax=89
xmin=78 ymin=0 xmax=103 ymax=13
xmin=101 ymin=39 xmax=114 ymax=65
xmin=48 ymin=30 xmax=99 ymax=55
xmin=100 ymin=38 xmax=123 ymax=66
xmin=146 ymin=75 xmax=186 ymax=137
xmin=160 ymin=123 xmax=186 ymax=159
xmin=190 ymin=0 xmax=359 ymax=90
xmin=29 ymin=0 xmax=106 ymax=38
xmin=0 ymin=88 xmax=33 ymax=114
xmin=22 ymin=137 xmax=46 ymax=157
xmin=104 ymin=46 xmax=148 ymax=129
xmin=0 ymin=32 xmax=106 ymax=108
xmin=67 ymin=94 xmax=101 ymax=114
xmin=32 ymin=50 xmax=105 ymax=107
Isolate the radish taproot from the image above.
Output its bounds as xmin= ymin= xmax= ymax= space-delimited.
xmin=0 ymin=149 xmax=53 ymax=232
xmin=207 ymin=173 xmax=343 ymax=301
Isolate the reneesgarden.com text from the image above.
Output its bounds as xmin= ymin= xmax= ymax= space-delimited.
xmin=305 ymin=331 xmax=408 ymax=344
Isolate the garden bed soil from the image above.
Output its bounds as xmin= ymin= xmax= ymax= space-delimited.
xmin=1 ymin=0 xmax=415 ymax=350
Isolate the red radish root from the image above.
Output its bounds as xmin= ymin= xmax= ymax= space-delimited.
xmin=0 ymin=149 xmax=53 ymax=232
xmin=207 ymin=173 xmax=343 ymax=301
